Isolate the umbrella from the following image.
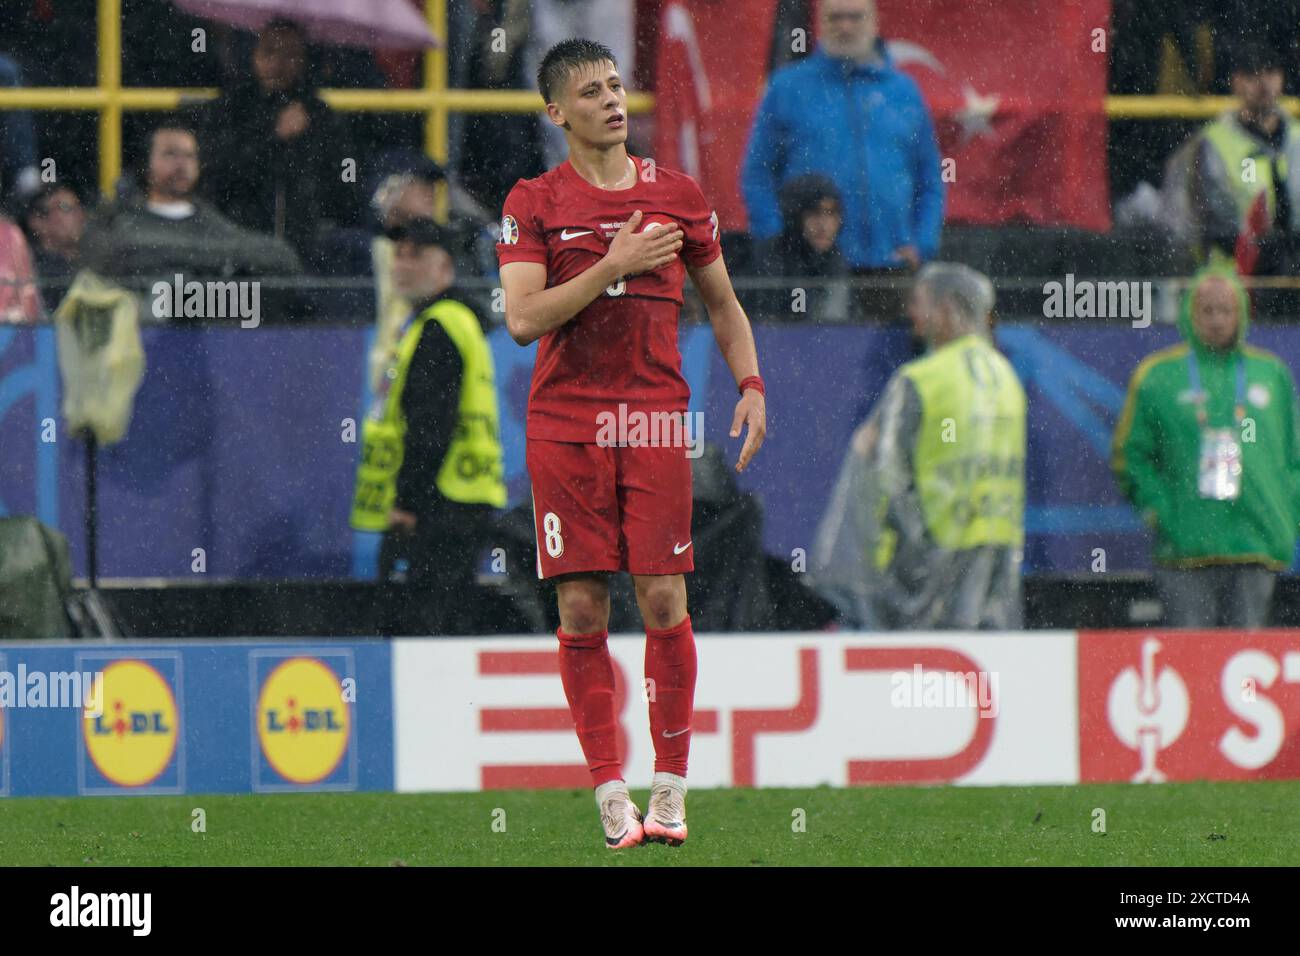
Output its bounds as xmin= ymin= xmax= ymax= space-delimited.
xmin=173 ymin=0 xmax=439 ymax=50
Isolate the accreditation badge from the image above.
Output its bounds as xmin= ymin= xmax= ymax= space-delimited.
xmin=1197 ymin=427 xmax=1242 ymax=500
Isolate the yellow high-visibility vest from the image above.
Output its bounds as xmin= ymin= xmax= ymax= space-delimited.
xmin=350 ymin=298 xmax=506 ymax=531
xmin=898 ymin=333 xmax=1027 ymax=551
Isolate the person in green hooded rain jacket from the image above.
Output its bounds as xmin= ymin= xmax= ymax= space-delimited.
xmin=1112 ymin=267 xmax=1300 ymax=627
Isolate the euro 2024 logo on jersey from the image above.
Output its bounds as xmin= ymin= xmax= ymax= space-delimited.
xmin=501 ymin=215 xmax=519 ymax=245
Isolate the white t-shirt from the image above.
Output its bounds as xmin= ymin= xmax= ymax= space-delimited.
xmin=146 ymin=200 xmax=196 ymax=220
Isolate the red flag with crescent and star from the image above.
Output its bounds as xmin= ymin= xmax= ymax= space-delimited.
xmin=877 ymin=0 xmax=1113 ymax=231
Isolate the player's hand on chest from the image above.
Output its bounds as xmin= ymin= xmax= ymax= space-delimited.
xmin=549 ymin=211 xmax=683 ymax=271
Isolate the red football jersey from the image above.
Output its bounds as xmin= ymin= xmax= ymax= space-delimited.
xmin=496 ymin=155 xmax=722 ymax=442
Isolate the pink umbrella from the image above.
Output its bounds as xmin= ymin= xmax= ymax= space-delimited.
xmin=173 ymin=0 xmax=439 ymax=50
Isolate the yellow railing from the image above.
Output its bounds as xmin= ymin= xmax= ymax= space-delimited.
xmin=0 ymin=0 xmax=659 ymax=201
xmin=0 ymin=0 xmax=1281 ymax=197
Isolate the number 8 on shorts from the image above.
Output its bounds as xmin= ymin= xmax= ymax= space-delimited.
xmin=543 ymin=512 xmax=564 ymax=558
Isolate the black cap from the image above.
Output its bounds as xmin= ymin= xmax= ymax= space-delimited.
xmin=1231 ymin=38 xmax=1284 ymax=76
xmin=386 ymin=216 xmax=453 ymax=250
xmin=403 ymin=155 xmax=446 ymax=186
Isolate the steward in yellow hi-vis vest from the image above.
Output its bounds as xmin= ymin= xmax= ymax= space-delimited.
xmin=350 ymin=295 xmax=507 ymax=529
xmin=811 ymin=263 xmax=1027 ymax=630
xmin=1183 ymin=42 xmax=1300 ymax=272
xmin=351 ymin=217 xmax=505 ymax=633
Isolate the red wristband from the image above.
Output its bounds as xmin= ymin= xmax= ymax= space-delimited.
xmin=738 ymin=375 xmax=765 ymax=397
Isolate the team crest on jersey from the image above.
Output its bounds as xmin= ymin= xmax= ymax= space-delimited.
xmin=501 ymin=215 xmax=519 ymax=245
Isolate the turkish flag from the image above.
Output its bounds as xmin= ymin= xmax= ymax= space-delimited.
xmin=877 ymin=0 xmax=1112 ymax=231
xmin=653 ymin=0 xmax=779 ymax=234
xmin=1235 ymin=190 xmax=1270 ymax=275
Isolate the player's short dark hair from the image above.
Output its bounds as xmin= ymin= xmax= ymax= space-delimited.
xmin=537 ymin=38 xmax=618 ymax=104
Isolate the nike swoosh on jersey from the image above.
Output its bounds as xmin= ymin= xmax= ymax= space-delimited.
xmin=673 ymin=541 xmax=692 ymax=555
xmin=662 ymin=728 xmax=690 ymax=738
xmin=560 ymin=229 xmax=594 ymax=240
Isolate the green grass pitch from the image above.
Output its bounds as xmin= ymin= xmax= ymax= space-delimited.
xmin=1 ymin=781 xmax=1297 ymax=866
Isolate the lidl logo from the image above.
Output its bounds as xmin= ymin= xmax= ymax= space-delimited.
xmin=82 ymin=659 xmax=179 ymax=788
xmin=256 ymin=657 xmax=351 ymax=785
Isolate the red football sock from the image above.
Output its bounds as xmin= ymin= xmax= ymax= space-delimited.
xmin=556 ymin=627 xmax=622 ymax=787
xmin=645 ymin=614 xmax=697 ymax=777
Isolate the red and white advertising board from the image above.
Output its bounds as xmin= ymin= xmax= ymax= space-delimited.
xmin=1078 ymin=629 xmax=1300 ymax=783
xmin=393 ymin=632 xmax=1078 ymax=791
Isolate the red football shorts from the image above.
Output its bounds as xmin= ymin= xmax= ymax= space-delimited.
xmin=526 ymin=438 xmax=694 ymax=579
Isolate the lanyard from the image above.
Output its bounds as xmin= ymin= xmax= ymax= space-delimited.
xmin=372 ymin=310 xmax=421 ymax=409
xmin=394 ymin=301 xmax=426 ymax=342
xmin=1186 ymin=350 xmax=1246 ymax=428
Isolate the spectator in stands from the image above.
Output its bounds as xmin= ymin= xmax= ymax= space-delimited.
xmin=20 ymin=183 xmax=85 ymax=280
xmin=753 ymin=175 xmax=850 ymax=322
xmin=1112 ymin=268 xmax=1300 ymax=628
xmin=811 ymin=263 xmax=1025 ymax=629
xmin=370 ymin=154 xmax=496 ymax=273
xmin=81 ymin=116 xmax=301 ymax=285
xmin=350 ymin=217 xmax=506 ymax=635
xmin=197 ymin=18 xmax=361 ymax=268
xmin=0 ymin=214 xmax=41 ymax=322
xmin=366 ymin=158 xmax=497 ymax=389
xmin=1182 ymin=40 xmax=1300 ymax=273
xmin=375 ymin=169 xmax=440 ymax=233
xmin=741 ymin=0 xmax=944 ymax=316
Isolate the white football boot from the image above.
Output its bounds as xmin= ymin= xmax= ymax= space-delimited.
xmin=643 ymin=772 xmax=688 ymax=846
xmin=595 ymin=780 xmax=645 ymax=850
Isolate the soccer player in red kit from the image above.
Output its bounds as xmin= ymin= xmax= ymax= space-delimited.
xmin=497 ymin=39 xmax=766 ymax=848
